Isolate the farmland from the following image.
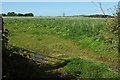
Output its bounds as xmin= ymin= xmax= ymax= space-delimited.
xmin=3 ymin=17 xmax=119 ymax=79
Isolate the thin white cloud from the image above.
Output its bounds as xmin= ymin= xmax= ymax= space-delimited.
xmin=1 ymin=0 xmax=120 ymax=2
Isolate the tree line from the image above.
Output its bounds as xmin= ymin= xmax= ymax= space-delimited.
xmin=2 ymin=12 xmax=34 ymax=17
xmin=71 ymin=14 xmax=114 ymax=18
xmin=81 ymin=14 xmax=114 ymax=18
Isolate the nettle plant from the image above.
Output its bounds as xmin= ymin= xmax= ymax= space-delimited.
xmin=95 ymin=3 xmax=120 ymax=53
xmin=105 ymin=5 xmax=120 ymax=52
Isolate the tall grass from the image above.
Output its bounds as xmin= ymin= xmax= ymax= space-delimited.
xmin=4 ymin=17 xmax=117 ymax=56
xmin=3 ymin=17 xmax=118 ymax=78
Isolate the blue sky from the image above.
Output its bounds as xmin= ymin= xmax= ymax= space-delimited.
xmin=2 ymin=2 xmax=118 ymax=16
xmin=1 ymin=0 xmax=120 ymax=2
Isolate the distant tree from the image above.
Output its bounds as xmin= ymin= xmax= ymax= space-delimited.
xmin=3 ymin=12 xmax=34 ymax=17
xmin=7 ymin=12 xmax=17 ymax=16
xmin=24 ymin=13 xmax=34 ymax=16
xmin=2 ymin=13 xmax=7 ymax=16
xmin=84 ymin=14 xmax=114 ymax=18
xmin=17 ymin=13 xmax=24 ymax=16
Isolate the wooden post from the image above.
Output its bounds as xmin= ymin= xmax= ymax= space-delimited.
xmin=0 ymin=16 xmax=2 ymax=80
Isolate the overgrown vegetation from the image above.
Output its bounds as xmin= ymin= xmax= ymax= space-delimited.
xmin=2 ymin=27 xmax=75 ymax=79
xmin=4 ymin=17 xmax=117 ymax=57
xmin=64 ymin=58 xmax=118 ymax=78
xmin=3 ymin=17 xmax=119 ymax=79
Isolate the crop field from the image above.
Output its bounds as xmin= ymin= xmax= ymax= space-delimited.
xmin=3 ymin=17 xmax=119 ymax=78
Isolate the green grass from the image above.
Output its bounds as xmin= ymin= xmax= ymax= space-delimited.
xmin=63 ymin=57 xmax=118 ymax=78
xmin=3 ymin=17 xmax=119 ymax=78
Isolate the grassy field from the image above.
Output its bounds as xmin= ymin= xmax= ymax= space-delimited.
xmin=3 ymin=17 xmax=119 ymax=78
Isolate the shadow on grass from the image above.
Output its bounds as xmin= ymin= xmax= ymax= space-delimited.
xmin=2 ymin=45 xmax=75 ymax=80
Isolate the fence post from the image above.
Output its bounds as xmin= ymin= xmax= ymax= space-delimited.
xmin=0 ymin=16 xmax=2 ymax=80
